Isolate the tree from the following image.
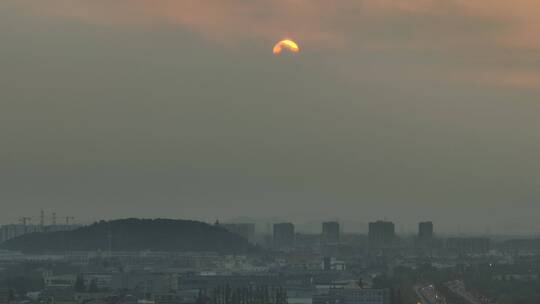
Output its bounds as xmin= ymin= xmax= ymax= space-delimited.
xmin=8 ymin=289 xmax=15 ymax=302
xmin=74 ymin=274 xmax=86 ymax=292
xmin=88 ymin=278 xmax=99 ymax=293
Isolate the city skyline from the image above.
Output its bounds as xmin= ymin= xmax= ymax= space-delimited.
xmin=0 ymin=213 xmax=532 ymax=236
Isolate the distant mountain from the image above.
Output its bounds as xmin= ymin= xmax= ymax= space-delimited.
xmin=0 ymin=218 xmax=260 ymax=254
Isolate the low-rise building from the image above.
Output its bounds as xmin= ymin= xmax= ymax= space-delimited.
xmin=313 ymin=282 xmax=391 ymax=304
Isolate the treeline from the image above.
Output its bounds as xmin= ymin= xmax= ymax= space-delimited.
xmin=197 ymin=285 xmax=288 ymax=304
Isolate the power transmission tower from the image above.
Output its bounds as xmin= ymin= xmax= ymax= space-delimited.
xmin=40 ymin=210 xmax=45 ymax=231
xmin=65 ymin=216 xmax=75 ymax=225
xmin=107 ymin=223 xmax=113 ymax=258
xmin=19 ymin=217 xmax=31 ymax=233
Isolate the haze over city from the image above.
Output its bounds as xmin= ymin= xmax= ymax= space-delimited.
xmin=2 ymin=1 xmax=540 ymax=234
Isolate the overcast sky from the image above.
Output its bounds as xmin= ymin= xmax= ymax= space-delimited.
xmin=1 ymin=1 xmax=540 ymax=234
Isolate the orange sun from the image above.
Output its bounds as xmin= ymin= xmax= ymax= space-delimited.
xmin=273 ymin=39 xmax=300 ymax=55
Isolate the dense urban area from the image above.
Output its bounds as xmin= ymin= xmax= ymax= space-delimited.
xmin=1 ymin=216 xmax=540 ymax=304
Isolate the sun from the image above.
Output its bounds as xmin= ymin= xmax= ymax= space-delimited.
xmin=273 ymin=39 xmax=300 ymax=55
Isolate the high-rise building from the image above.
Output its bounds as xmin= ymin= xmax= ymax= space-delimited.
xmin=0 ymin=224 xmax=28 ymax=243
xmin=368 ymin=221 xmax=395 ymax=243
xmin=322 ymin=221 xmax=340 ymax=244
xmin=418 ymin=221 xmax=434 ymax=240
xmin=0 ymin=223 xmax=81 ymax=244
xmin=273 ymin=223 xmax=295 ymax=248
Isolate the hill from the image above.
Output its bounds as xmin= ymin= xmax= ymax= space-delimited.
xmin=0 ymin=218 xmax=259 ymax=254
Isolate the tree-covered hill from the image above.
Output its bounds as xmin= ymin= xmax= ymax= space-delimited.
xmin=0 ymin=218 xmax=259 ymax=254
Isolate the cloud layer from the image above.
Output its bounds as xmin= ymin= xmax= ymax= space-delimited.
xmin=7 ymin=0 xmax=540 ymax=47
xmin=6 ymin=0 xmax=540 ymax=88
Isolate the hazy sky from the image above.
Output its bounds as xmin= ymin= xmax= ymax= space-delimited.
xmin=1 ymin=1 xmax=540 ymax=234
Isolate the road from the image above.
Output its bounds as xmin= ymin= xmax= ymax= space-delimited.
xmin=445 ymin=280 xmax=490 ymax=304
xmin=414 ymin=284 xmax=447 ymax=304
